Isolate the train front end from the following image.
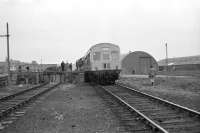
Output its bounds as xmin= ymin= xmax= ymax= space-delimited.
xmin=84 ymin=43 xmax=121 ymax=85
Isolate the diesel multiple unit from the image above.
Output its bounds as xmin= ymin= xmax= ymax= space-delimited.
xmin=76 ymin=43 xmax=121 ymax=85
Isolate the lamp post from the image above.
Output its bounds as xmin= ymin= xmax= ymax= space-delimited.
xmin=0 ymin=22 xmax=11 ymax=85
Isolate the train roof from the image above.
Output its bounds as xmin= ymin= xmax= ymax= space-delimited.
xmin=86 ymin=43 xmax=119 ymax=54
xmin=76 ymin=43 xmax=120 ymax=62
xmin=89 ymin=43 xmax=119 ymax=50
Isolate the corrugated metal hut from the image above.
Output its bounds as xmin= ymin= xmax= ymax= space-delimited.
xmin=121 ymin=51 xmax=158 ymax=74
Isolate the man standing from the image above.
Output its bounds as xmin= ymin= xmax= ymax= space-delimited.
xmin=149 ymin=65 xmax=156 ymax=86
xmin=61 ymin=61 xmax=65 ymax=83
xmin=61 ymin=61 xmax=65 ymax=72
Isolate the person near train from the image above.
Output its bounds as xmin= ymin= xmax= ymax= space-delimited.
xmin=149 ymin=65 xmax=156 ymax=86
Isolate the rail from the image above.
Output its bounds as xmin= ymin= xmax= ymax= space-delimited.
xmin=101 ymin=85 xmax=169 ymax=133
xmin=116 ymin=82 xmax=200 ymax=117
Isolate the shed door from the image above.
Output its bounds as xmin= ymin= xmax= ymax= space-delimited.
xmin=139 ymin=57 xmax=151 ymax=74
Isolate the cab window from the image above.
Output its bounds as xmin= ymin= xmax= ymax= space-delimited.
xmin=103 ymin=52 xmax=110 ymax=60
xmin=111 ymin=51 xmax=118 ymax=60
xmin=93 ymin=52 xmax=101 ymax=61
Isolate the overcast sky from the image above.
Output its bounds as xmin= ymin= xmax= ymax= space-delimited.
xmin=0 ymin=0 xmax=199 ymax=64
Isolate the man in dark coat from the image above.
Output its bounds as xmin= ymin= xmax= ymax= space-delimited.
xmin=149 ymin=65 xmax=156 ymax=86
xmin=61 ymin=61 xmax=65 ymax=71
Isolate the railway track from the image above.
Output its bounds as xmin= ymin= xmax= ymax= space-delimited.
xmin=95 ymin=85 xmax=155 ymax=132
xmin=0 ymin=82 xmax=60 ymax=127
xmin=0 ymin=75 xmax=8 ymax=87
xmin=99 ymin=83 xmax=200 ymax=133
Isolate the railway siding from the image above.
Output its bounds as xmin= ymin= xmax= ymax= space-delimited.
xmin=103 ymin=84 xmax=200 ymax=133
xmin=0 ymin=82 xmax=60 ymax=130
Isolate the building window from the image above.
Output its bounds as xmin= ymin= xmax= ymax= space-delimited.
xmin=93 ymin=52 xmax=101 ymax=61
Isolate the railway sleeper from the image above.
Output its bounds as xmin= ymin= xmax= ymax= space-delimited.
xmin=124 ymin=100 xmax=154 ymax=105
xmin=123 ymin=124 xmax=151 ymax=132
xmin=3 ymin=99 xmax=25 ymax=103
xmin=136 ymin=109 xmax=164 ymax=113
xmin=151 ymin=115 xmax=183 ymax=122
xmin=161 ymin=120 xmax=200 ymax=127
xmin=148 ymin=111 xmax=180 ymax=116
xmin=165 ymin=126 xmax=200 ymax=133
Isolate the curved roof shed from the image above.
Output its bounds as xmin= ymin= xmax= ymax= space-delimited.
xmin=121 ymin=51 xmax=158 ymax=75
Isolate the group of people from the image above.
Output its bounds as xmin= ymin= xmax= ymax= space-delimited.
xmin=61 ymin=61 xmax=72 ymax=72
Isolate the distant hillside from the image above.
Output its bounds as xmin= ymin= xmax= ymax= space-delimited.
xmin=158 ymin=55 xmax=200 ymax=66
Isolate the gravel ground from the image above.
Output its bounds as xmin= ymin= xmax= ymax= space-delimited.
xmin=119 ymin=76 xmax=200 ymax=112
xmin=2 ymin=83 xmax=121 ymax=133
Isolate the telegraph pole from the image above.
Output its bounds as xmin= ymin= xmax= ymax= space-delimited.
xmin=0 ymin=22 xmax=11 ymax=85
xmin=165 ymin=42 xmax=169 ymax=82
xmin=165 ymin=43 xmax=168 ymax=72
xmin=6 ymin=23 xmax=11 ymax=85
